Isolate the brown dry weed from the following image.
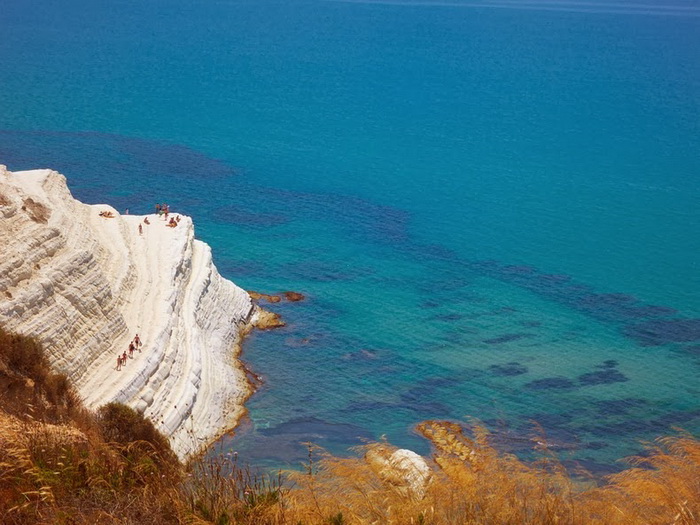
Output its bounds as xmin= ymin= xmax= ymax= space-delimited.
xmin=1 ymin=329 xmax=698 ymax=524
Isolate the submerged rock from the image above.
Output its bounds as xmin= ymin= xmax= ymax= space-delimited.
xmin=282 ymin=291 xmax=305 ymax=302
xmin=489 ymin=362 xmax=528 ymax=376
xmin=526 ymin=377 xmax=577 ymax=390
xmin=483 ymin=333 xmax=533 ymax=345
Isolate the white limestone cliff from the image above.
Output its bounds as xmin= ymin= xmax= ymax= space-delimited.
xmin=0 ymin=165 xmax=258 ymax=459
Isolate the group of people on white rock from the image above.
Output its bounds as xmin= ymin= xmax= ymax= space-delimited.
xmin=155 ymin=203 xmax=170 ymax=217
xmin=136 ymin=205 xmax=180 ymax=235
xmin=116 ymin=333 xmax=142 ymax=371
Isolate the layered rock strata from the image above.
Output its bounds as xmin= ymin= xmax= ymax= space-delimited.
xmin=0 ymin=165 xmax=258 ymax=458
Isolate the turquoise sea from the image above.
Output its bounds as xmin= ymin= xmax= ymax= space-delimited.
xmin=1 ymin=0 xmax=699 ymax=473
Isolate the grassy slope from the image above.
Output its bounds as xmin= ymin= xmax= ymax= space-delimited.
xmin=1 ymin=327 xmax=698 ymax=524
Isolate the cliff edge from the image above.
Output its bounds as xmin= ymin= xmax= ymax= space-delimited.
xmin=0 ymin=165 xmax=257 ymax=459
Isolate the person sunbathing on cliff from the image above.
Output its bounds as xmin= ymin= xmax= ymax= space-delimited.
xmin=99 ymin=210 xmax=115 ymax=218
xmin=144 ymin=217 xmax=150 ymax=225
xmin=176 ymin=215 xmax=181 ymax=223
xmin=138 ymin=223 xmax=143 ymax=235
xmin=167 ymin=217 xmax=178 ymax=227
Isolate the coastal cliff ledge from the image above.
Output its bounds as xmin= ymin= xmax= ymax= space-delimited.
xmin=0 ymin=165 xmax=262 ymax=459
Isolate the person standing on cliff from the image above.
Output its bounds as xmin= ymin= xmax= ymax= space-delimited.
xmin=122 ymin=351 xmax=127 ymax=366
xmin=116 ymin=354 xmax=122 ymax=371
xmin=138 ymin=223 xmax=143 ymax=235
xmin=134 ymin=333 xmax=141 ymax=351
xmin=128 ymin=342 xmax=135 ymax=358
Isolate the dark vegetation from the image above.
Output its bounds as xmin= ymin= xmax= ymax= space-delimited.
xmin=0 ymin=327 xmax=179 ymax=524
xmin=1 ymin=326 xmax=698 ymax=524
xmin=0 ymin=327 xmax=79 ymax=422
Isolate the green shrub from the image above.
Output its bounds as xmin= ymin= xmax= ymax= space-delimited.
xmin=0 ymin=327 xmax=81 ymax=422
xmin=0 ymin=327 xmax=47 ymax=379
xmin=96 ymin=402 xmax=179 ymax=471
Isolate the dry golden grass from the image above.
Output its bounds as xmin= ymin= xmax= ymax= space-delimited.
xmin=0 ymin=328 xmax=181 ymax=524
xmin=580 ymin=432 xmax=700 ymax=524
xmin=273 ymin=421 xmax=699 ymax=525
xmin=1 ymin=328 xmax=698 ymax=524
xmin=0 ymin=409 xmax=183 ymax=525
xmin=2 ymin=410 xmax=699 ymax=524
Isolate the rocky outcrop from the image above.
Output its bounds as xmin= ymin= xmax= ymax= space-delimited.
xmin=248 ymin=290 xmax=306 ymax=303
xmin=248 ymin=291 xmax=282 ymax=303
xmin=252 ymin=309 xmax=286 ymax=330
xmin=0 ymin=165 xmax=258 ymax=459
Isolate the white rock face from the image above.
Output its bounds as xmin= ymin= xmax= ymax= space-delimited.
xmin=365 ymin=444 xmax=432 ymax=499
xmin=0 ymin=165 xmax=256 ymax=459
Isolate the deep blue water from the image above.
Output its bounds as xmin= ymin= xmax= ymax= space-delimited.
xmin=1 ymin=0 xmax=699 ymax=473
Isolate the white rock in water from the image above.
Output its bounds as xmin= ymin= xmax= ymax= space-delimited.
xmin=390 ymin=449 xmax=432 ymax=496
xmin=0 ymin=165 xmax=259 ymax=459
xmin=365 ymin=444 xmax=432 ymax=499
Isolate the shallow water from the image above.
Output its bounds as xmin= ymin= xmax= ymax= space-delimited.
xmin=1 ymin=0 xmax=699 ymax=473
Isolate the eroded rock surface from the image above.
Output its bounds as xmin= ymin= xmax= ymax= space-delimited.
xmin=0 ymin=165 xmax=260 ymax=458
